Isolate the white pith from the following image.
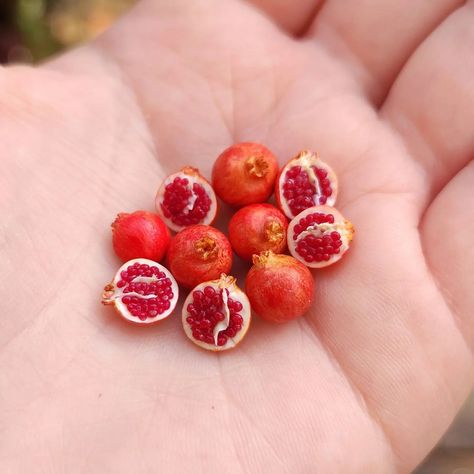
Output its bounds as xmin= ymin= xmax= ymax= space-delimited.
xmin=278 ymin=151 xmax=338 ymax=219
xmin=108 ymin=258 xmax=179 ymax=324
xmin=287 ymin=205 xmax=352 ymax=269
xmin=155 ymin=170 xmax=217 ymax=233
xmin=182 ymin=275 xmax=251 ymax=352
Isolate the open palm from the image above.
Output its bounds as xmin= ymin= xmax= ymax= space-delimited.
xmin=1 ymin=1 xmax=473 ymax=472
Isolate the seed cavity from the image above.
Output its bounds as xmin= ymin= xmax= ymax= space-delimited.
xmin=106 ymin=262 xmax=175 ymax=321
xmin=293 ymin=212 xmax=347 ymax=264
xmin=282 ymin=162 xmax=333 ymax=217
xmin=186 ymin=285 xmax=244 ymax=347
xmin=161 ymin=176 xmax=212 ymax=227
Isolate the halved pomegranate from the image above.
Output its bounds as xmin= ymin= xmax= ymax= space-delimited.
xmin=156 ymin=167 xmax=217 ymax=232
xmin=182 ymin=274 xmax=251 ymax=351
xmin=276 ymin=151 xmax=338 ymax=219
xmin=102 ymin=258 xmax=179 ymax=324
xmin=287 ymin=206 xmax=354 ymax=268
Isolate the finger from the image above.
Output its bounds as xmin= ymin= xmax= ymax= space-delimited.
xmin=381 ymin=2 xmax=474 ymax=194
xmin=421 ymin=160 xmax=474 ymax=354
xmin=244 ymin=0 xmax=324 ymax=35
xmin=310 ymin=0 xmax=463 ymax=103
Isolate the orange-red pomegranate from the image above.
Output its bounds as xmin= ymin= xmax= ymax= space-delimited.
xmin=156 ymin=167 xmax=217 ymax=232
xmin=228 ymin=204 xmax=288 ymax=261
xmin=287 ymin=205 xmax=354 ymax=268
xmin=111 ymin=211 xmax=170 ymax=262
xmin=245 ymin=251 xmax=314 ymax=323
xmin=167 ymin=225 xmax=233 ymax=288
xmin=182 ymin=274 xmax=251 ymax=351
xmin=102 ymin=258 xmax=179 ymax=324
xmin=276 ymin=150 xmax=338 ymax=219
xmin=212 ymin=142 xmax=279 ymax=207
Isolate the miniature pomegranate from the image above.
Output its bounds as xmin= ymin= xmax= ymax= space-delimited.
xmin=102 ymin=258 xmax=179 ymax=324
xmin=228 ymin=204 xmax=288 ymax=261
xmin=212 ymin=142 xmax=279 ymax=207
xmin=182 ymin=274 xmax=251 ymax=351
xmin=111 ymin=211 xmax=170 ymax=262
xmin=246 ymin=251 xmax=314 ymax=323
xmin=287 ymin=205 xmax=354 ymax=268
xmin=167 ymin=225 xmax=233 ymax=288
xmin=156 ymin=167 xmax=217 ymax=232
xmin=276 ymin=150 xmax=338 ymax=219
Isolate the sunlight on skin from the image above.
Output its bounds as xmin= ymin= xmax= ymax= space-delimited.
xmin=0 ymin=0 xmax=473 ymax=472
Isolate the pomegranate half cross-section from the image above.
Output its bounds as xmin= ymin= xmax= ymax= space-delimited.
xmin=156 ymin=167 xmax=217 ymax=232
xmin=102 ymin=258 xmax=179 ymax=324
xmin=287 ymin=205 xmax=354 ymax=268
xmin=276 ymin=151 xmax=338 ymax=219
xmin=182 ymin=274 xmax=251 ymax=351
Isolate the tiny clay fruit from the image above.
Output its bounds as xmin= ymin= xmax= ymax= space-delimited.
xmin=102 ymin=258 xmax=179 ymax=324
xmin=182 ymin=274 xmax=251 ymax=351
xmin=212 ymin=142 xmax=279 ymax=207
xmin=276 ymin=150 xmax=338 ymax=219
xmin=245 ymin=251 xmax=314 ymax=323
xmin=228 ymin=203 xmax=288 ymax=261
xmin=167 ymin=225 xmax=233 ymax=289
xmin=287 ymin=205 xmax=354 ymax=268
xmin=111 ymin=211 xmax=170 ymax=262
xmin=156 ymin=167 xmax=217 ymax=232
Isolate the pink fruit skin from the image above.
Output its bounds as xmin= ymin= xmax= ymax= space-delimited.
xmin=228 ymin=203 xmax=288 ymax=261
xmin=167 ymin=225 xmax=233 ymax=289
xmin=212 ymin=142 xmax=279 ymax=207
xmin=246 ymin=252 xmax=314 ymax=323
xmin=112 ymin=211 xmax=170 ymax=262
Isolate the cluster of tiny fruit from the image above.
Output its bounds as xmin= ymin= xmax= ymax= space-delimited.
xmin=102 ymin=143 xmax=354 ymax=352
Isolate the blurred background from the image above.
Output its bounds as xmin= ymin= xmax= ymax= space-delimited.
xmin=0 ymin=0 xmax=135 ymax=63
xmin=0 ymin=0 xmax=472 ymax=472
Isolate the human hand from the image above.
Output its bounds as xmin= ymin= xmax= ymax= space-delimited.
xmin=0 ymin=1 xmax=472 ymax=472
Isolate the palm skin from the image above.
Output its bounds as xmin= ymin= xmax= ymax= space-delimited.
xmin=0 ymin=0 xmax=473 ymax=472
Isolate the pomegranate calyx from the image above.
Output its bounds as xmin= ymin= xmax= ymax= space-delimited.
xmin=251 ymin=250 xmax=277 ymax=266
xmin=101 ymin=284 xmax=115 ymax=305
xmin=264 ymin=220 xmax=285 ymax=243
xmin=246 ymin=155 xmax=269 ymax=178
xmin=181 ymin=166 xmax=200 ymax=176
xmin=195 ymin=236 xmax=218 ymax=260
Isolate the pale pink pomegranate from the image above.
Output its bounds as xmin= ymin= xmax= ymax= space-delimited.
xmin=156 ymin=167 xmax=217 ymax=232
xmin=102 ymin=258 xmax=179 ymax=324
xmin=287 ymin=205 xmax=354 ymax=268
xmin=276 ymin=151 xmax=338 ymax=219
xmin=182 ymin=274 xmax=251 ymax=351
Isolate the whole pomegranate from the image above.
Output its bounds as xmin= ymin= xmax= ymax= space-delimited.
xmin=228 ymin=203 xmax=288 ymax=261
xmin=167 ymin=225 xmax=233 ymax=288
xmin=212 ymin=142 xmax=279 ymax=207
xmin=245 ymin=251 xmax=314 ymax=323
xmin=112 ymin=211 xmax=170 ymax=262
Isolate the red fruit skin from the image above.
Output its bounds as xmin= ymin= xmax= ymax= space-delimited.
xmin=212 ymin=142 xmax=279 ymax=207
xmin=112 ymin=211 xmax=170 ymax=262
xmin=167 ymin=225 xmax=233 ymax=288
xmin=245 ymin=252 xmax=314 ymax=323
xmin=228 ymin=204 xmax=288 ymax=261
